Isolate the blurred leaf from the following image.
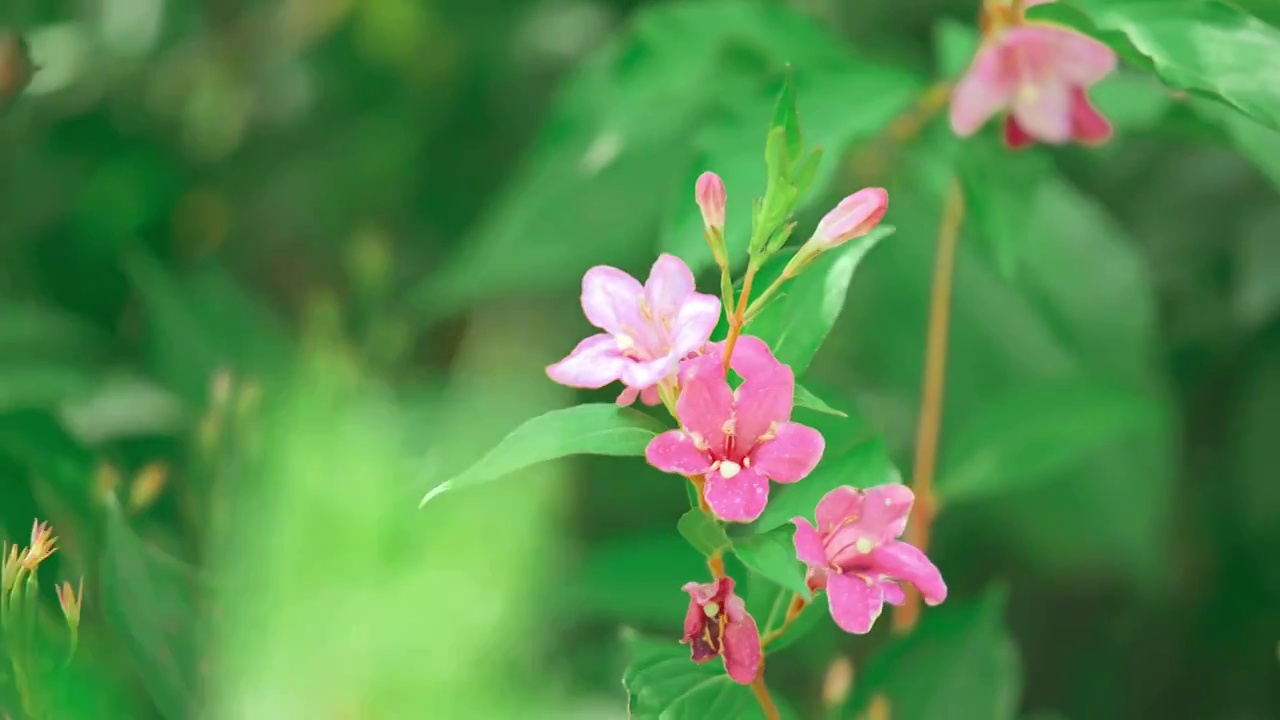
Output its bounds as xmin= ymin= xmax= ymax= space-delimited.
xmin=1231 ymin=207 xmax=1280 ymax=329
xmin=731 ymin=526 xmax=810 ymax=600
xmin=939 ymin=379 xmax=1164 ymax=506
xmin=0 ymin=301 xmax=109 ymax=359
xmin=0 ymin=363 xmax=96 ymax=412
xmin=568 ymin=531 xmax=703 ymax=625
xmin=420 ymin=403 xmax=662 ymax=505
xmin=1194 ymin=99 xmax=1280 ymax=192
xmin=57 ymin=374 xmax=187 ymax=443
xmin=418 ymin=0 xmax=862 ymax=312
xmin=847 ymin=586 xmax=1021 ymax=720
xmin=1088 ymin=72 xmax=1175 ymax=133
xmin=958 ymin=139 xmax=1053 ymax=276
xmin=745 ymin=226 xmax=893 ymax=375
xmin=100 ymin=501 xmax=203 ymax=720
xmin=935 ymin=18 xmax=980 ymax=80
xmin=0 ymin=411 xmax=98 ymax=530
xmin=623 ymin=637 xmax=763 ymax=720
xmin=677 ymin=507 xmax=732 ymax=557
xmin=793 ymin=382 xmax=847 ymax=417
xmin=1059 ymin=0 xmax=1280 ymax=130
xmin=755 ymin=438 xmax=901 ymax=533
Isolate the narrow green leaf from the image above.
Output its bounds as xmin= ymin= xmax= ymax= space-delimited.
xmin=745 ymin=225 xmax=893 ymax=375
xmin=623 ymin=636 xmax=764 ymax=720
xmin=420 ymin=404 xmax=663 ymax=506
xmin=677 ymin=508 xmax=732 ymax=558
xmin=770 ymin=70 xmax=803 ymax=170
xmin=755 ymin=438 xmax=901 ymax=533
xmin=731 ymin=526 xmax=810 ymax=600
xmin=791 ymin=147 xmax=824 ymax=197
xmin=938 ymin=379 xmax=1163 ymax=506
xmin=846 ymin=586 xmax=1021 ymax=720
xmin=792 ymin=382 xmax=847 ymax=418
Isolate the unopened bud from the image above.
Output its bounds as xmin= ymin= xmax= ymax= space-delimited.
xmin=55 ymin=578 xmax=83 ymax=630
xmin=94 ymin=461 xmax=122 ymax=502
xmin=822 ymin=655 xmax=854 ymax=708
xmin=128 ymin=462 xmax=169 ymax=513
xmin=812 ymin=188 xmax=888 ymax=250
xmin=695 ymin=172 xmax=726 ymax=232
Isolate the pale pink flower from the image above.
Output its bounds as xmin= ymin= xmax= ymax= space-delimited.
xmin=695 ymin=172 xmax=727 ymax=233
xmin=547 ymin=254 xmax=720 ymax=406
xmin=950 ymin=21 xmax=1117 ymax=148
xmin=680 ymin=577 xmax=760 ymax=684
xmin=811 ymin=188 xmax=888 ymax=249
xmin=645 ymin=336 xmax=825 ymax=522
xmin=792 ymin=484 xmax=947 ymax=634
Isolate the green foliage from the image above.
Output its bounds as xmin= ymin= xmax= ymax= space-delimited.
xmin=791 ymin=382 xmax=847 ymax=418
xmin=419 ymin=403 xmax=663 ymax=505
xmin=730 ymin=526 xmax=810 ymax=600
xmin=847 ymin=587 xmax=1022 ymax=720
xmin=677 ymin=508 xmax=732 ymax=558
xmin=623 ymin=634 xmax=763 ymax=719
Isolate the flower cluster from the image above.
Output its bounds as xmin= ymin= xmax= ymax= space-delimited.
xmin=547 ymin=171 xmax=946 ymax=684
xmin=950 ymin=0 xmax=1117 ymax=148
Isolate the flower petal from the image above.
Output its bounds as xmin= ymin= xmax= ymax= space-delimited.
xmin=722 ymin=594 xmax=762 ymax=685
xmin=1069 ymin=86 xmax=1112 ymax=145
xmin=646 ymin=431 xmax=713 ymax=476
xmin=621 ymin=355 xmax=675 ymax=390
xmin=733 ymin=362 xmax=795 ymax=445
xmin=644 ymin=254 xmax=696 ymax=317
xmin=704 ymin=466 xmax=770 ymax=523
xmin=856 ymin=483 xmax=915 ymax=543
xmin=1003 ymin=114 xmax=1035 ymax=149
xmin=869 ymin=541 xmax=947 ymax=606
xmin=751 ymin=422 xmax=824 ymax=483
xmin=670 ymin=293 xmax=721 ymax=357
xmin=950 ymin=42 xmax=1016 ymax=136
xmin=815 ymin=485 xmax=864 ymax=535
xmin=880 ymin=580 xmax=906 ymax=606
xmin=792 ymin=517 xmax=828 ymax=567
xmin=826 ymin=572 xmax=885 ymax=635
xmin=546 ymin=334 xmax=628 ymax=388
xmin=581 ymin=266 xmax=644 ymax=333
xmin=1011 ymin=78 xmax=1072 ymax=144
xmin=725 ymin=335 xmax=782 ymax=379
xmin=675 ymin=353 xmax=734 ymax=451
xmin=1043 ymin=25 xmax=1116 ymax=86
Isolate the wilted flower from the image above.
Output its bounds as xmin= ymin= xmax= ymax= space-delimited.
xmin=950 ymin=2 xmax=1117 ymax=148
xmin=645 ymin=336 xmax=824 ymax=522
xmin=680 ymin=577 xmax=760 ymax=684
xmin=547 ymin=254 xmax=720 ymax=406
xmin=792 ymin=485 xmax=947 ymax=634
xmin=21 ymin=519 xmax=57 ymax=571
xmin=56 ymin=578 xmax=83 ymax=630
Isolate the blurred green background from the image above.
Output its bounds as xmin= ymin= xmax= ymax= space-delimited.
xmin=1 ymin=0 xmax=1278 ymax=717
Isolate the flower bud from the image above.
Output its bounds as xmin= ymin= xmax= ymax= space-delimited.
xmin=21 ymin=520 xmax=57 ymax=571
xmin=56 ymin=578 xmax=83 ymax=630
xmin=695 ymin=172 xmax=726 ymax=232
xmin=811 ymin=187 xmax=888 ymax=250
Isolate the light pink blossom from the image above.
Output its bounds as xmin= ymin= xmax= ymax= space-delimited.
xmin=695 ymin=172 xmax=726 ymax=233
xmin=645 ymin=336 xmax=825 ymax=522
xmin=681 ymin=577 xmax=761 ymax=684
xmin=950 ymin=21 xmax=1117 ymax=148
xmin=547 ymin=254 xmax=720 ymax=406
xmin=792 ymin=484 xmax=947 ymax=634
xmin=812 ymin=188 xmax=888 ymax=249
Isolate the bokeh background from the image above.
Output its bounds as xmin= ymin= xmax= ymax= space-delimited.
xmin=1 ymin=0 xmax=1279 ymax=717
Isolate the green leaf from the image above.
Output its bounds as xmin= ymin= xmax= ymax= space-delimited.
xmin=100 ymin=501 xmax=204 ymax=720
xmin=745 ymin=225 xmax=893 ymax=375
xmin=567 ymin=532 xmax=703 ymax=625
xmin=755 ymin=437 xmax=901 ymax=533
xmin=1193 ymin=99 xmax=1280 ymax=193
xmin=731 ymin=526 xmax=810 ymax=600
xmin=623 ymin=636 xmax=763 ymax=720
xmin=958 ymin=138 xmax=1053 ymax=277
xmin=792 ymin=382 xmax=847 ymax=417
xmin=663 ymin=64 xmax=922 ymax=274
xmin=770 ymin=71 xmax=803 ymax=171
xmin=744 ymin=573 xmax=825 ymax=653
xmin=421 ymin=404 xmax=663 ymax=505
xmin=678 ymin=508 xmax=732 ymax=557
xmin=1055 ymin=0 xmax=1280 ymax=130
xmin=939 ymin=379 xmax=1165 ymax=506
xmin=935 ymin=18 xmax=980 ymax=80
xmin=847 ymin=587 xmax=1021 ymax=720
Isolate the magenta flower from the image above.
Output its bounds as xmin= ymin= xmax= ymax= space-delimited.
xmin=792 ymin=484 xmax=947 ymax=634
xmin=547 ymin=254 xmax=720 ymax=406
xmin=681 ymin=577 xmax=761 ymax=684
xmin=950 ymin=20 xmax=1117 ymax=148
xmin=645 ymin=336 xmax=825 ymax=522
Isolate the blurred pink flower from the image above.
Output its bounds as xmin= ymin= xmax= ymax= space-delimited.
xmin=547 ymin=254 xmax=720 ymax=406
xmin=645 ymin=336 xmax=825 ymax=522
xmin=950 ymin=21 xmax=1116 ymax=148
xmin=812 ymin=188 xmax=888 ymax=249
xmin=681 ymin=577 xmax=760 ymax=684
xmin=792 ymin=485 xmax=947 ymax=634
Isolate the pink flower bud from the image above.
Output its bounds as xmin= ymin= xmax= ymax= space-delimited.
xmin=812 ymin=188 xmax=888 ymax=249
xmin=695 ymin=172 xmax=726 ymax=232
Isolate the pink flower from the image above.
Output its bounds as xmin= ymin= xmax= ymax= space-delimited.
xmin=811 ymin=188 xmax=888 ymax=249
xmin=695 ymin=172 xmax=727 ymax=233
xmin=792 ymin=485 xmax=947 ymax=634
xmin=950 ymin=22 xmax=1117 ymax=148
xmin=547 ymin=254 xmax=720 ymax=406
xmin=681 ymin=577 xmax=761 ymax=684
xmin=645 ymin=336 xmax=825 ymax=522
